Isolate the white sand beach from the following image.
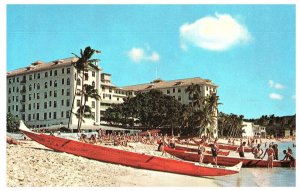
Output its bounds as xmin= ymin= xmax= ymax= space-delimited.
xmin=6 ymin=140 xmax=218 ymax=187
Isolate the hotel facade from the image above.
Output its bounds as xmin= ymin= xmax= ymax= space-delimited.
xmin=6 ymin=57 xmax=101 ymax=128
xmin=7 ymin=57 xmax=219 ymax=136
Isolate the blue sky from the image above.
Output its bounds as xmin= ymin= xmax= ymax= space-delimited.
xmin=7 ymin=4 xmax=296 ymax=119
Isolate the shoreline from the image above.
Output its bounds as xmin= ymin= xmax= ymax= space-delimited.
xmin=7 ymin=140 xmax=218 ymax=187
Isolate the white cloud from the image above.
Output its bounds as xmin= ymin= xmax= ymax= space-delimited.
xmin=268 ymin=80 xmax=285 ymax=89
xmin=128 ymin=47 xmax=160 ymax=63
xmin=180 ymin=13 xmax=252 ymax=51
xmin=269 ymin=93 xmax=283 ymax=100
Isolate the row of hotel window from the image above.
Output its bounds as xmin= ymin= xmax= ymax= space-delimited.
xmin=8 ymin=79 xmax=96 ymax=94
xmin=8 ymin=89 xmax=71 ymax=103
xmin=7 ymin=67 xmax=96 ymax=84
xmin=18 ymin=111 xmax=71 ymax=121
xmin=8 ymin=99 xmax=96 ymax=112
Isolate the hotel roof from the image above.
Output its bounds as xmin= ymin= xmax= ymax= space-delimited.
xmin=7 ymin=57 xmax=101 ymax=77
xmin=121 ymin=77 xmax=218 ymax=91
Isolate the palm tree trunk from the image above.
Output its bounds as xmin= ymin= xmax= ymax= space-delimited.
xmin=77 ymin=72 xmax=85 ymax=132
xmin=67 ymin=73 xmax=80 ymax=132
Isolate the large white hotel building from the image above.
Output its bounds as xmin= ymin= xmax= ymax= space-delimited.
xmin=7 ymin=56 xmax=218 ymax=134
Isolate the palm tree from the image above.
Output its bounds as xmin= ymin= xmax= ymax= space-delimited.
xmin=185 ymin=83 xmax=203 ymax=110
xmin=68 ymin=46 xmax=100 ymax=132
xmin=77 ymin=84 xmax=101 ymax=129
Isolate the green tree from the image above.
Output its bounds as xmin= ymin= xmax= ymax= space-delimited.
xmin=7 ymin=113 xmax=20 ymax=133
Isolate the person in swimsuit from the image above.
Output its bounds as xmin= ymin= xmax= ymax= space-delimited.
xmin=272 ymin=144 xmax=279 ymax=160
xmin=237 ymin=142 xmax=246 ymax=157
xmin=262 ymin=144 xmax=275 ymax=168
xmin=198 ymin=142 xmax=206 ymax=164
xmin=211 ymin=143 xmax=218 ymax=166
xmin=252 ymin=144 xmax=263 ymax=159
xmin=282 ymin=150 xmax=295 ymax=167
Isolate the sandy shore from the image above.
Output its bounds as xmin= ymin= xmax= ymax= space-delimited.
xmin=7 ymin=141 xmax=218 ymax=187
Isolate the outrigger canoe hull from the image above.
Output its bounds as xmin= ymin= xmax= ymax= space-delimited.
xmin=19 ymin=121 xmax=242 ymax=177
xmin=164 ymin=147 xmax=295 ymax=168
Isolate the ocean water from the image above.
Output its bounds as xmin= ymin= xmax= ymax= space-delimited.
xmin=213 ymin=141 xmax=296 ymax=187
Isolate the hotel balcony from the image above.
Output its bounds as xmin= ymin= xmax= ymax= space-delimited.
xmin=20 ymin=79 xmax=26 ymax=84
xmin=20 ymin=88 xmax=26 ymax=93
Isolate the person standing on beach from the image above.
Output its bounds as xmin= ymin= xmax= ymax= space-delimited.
xmin=272 ymin=144 xmax=279 ymax=160
xmin=211 ymin=143 xmax=218 ymax=166
xmin=198 ymin=142 xmax=206 ymax=163
xmin=261 ymin=144 xmax=275 ymax=168
xmin=237 ymin=142 xmax=246 ymax=158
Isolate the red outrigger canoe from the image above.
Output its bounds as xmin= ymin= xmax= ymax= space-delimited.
xmin=19 ymin=121 xmax=242 ymax=177
xmin=164 ymin=147 xmax=295 ymax=168
xmin=189 ymin=139 xmax=253 ymax=153
xmin=175 ymin=145 xmax=230 ymax=156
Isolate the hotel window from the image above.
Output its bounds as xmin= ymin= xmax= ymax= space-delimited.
xmin=54 ymin=70 xmax=57 ymax=76
xmin=28 ymin=94 xmax=31 ymax=101
xmin=92 ymin=101 xmax=95 ymax=108
xmin=29 ymin=84 xmax=32 ymax=91
xmin=84 ymin=73 xmax=88 ymax=80
xmin=62 ymin=89 xmax=64 ymax=96
xmin=66 ymin=111 xmax=70 ymax=118
xmin=178 ymin=88 xmax=181 ymax=93
xmin=92 ymin=81 xmax=95 ymax=88
xmin=16 ymin=96 xmax=19 ymax=102
xmin=8 ymin=88 xmax=11 ymax=94
xmin=49 ymin=101 xmax=52 ymax=107
xmin=45 ymin=72 xmax=48 ymax=77
xmin=8 ymin=97 xmax=11 ymax=103
xmin=12 ymin=96 xmax=14 ymax=101
xmin=50 ymin=91 xmax=52 ymax=97
xmin=33 ymin=114 xmax=35 ymax=120
xmin=12 ymin=105 xmax=14 ymax=111
xmin=44 ymin=113 xmax=47 ymax=120
xmin=77 ymin=79 xmax=81 ymax=86
xmin=67 ymin=68 xmax=70 ymax=74
xmin=29 ymin=75 xmax=32 ymax=80
xmin=77 ymin=100 xmax=80 ymax=107
xmin=21 ymin=114 xmax=25 ymax=121
xmin=28 ymin=104 xmax=31 ymax=110
xmin=44 ymin=92 xmax=47 ymax=99
xmin=92 ymin=71 xmax=95 ymax=77
xmin=62 ymin=68 xmax=65 ymax=74
xmin=62 ymin=78 xmax=65 ymax=85
xmin=16 ymin=105 xmax=18 ymax=111
xmin=54 ymin=90 xmax=57 ymax=97
xmin=54 ymin=80 xmax=57 ymax=87
xmin=37 ymin=103 xmax=40 ymax=109
xmin=61 ymin=111 xmax=64 ymax=118
xmin=66 ymin=99 xmax=70 ymax=106
xmin=54 ymin=101 xmax=57 ymax=108
xmin=167 ymin=89 xmax=170 ymax=94
xmin=37 ymin=83 xmax=40 ymax=90
xmin=53 ymin=112 xmax=57 ymax=119
xmin=44 ymin=102 xmax=47 ymax=109
xmin=50 ymin=80 xmax=52 ymax=87
xmin=16 ymin=87 xmax=19 ymax=93
xmin=13 ymin=87 xmax=15 ymax=92
xmin=67 ymin=78 xmax=70 ymax=85
xmin=44 ymin=82 xmax=48 ymax=88
xmin=61 ymin=100 xmax=64 ymax=106
xmin=37 ymin=73 xmax=40 ymax=79
xmin=8 ymin=106 xmax=10 ymax=112
xmin=49 ymin=112 xmax=51 ymax=119
xmin=66 ymin=89 xmax=70 ymax=96
xmin=37 ymin=113 xmax=39 ymax=120
xmin=8 ymin=79 xmax=11 ymax=84
xmin=178 ymin=96 xmax=182 ymax=101
xmin=173 ymin=88 xmax=175 ymax=93
xmin=17 ymin=77 xmax=19 ymax=82
xmin=50 ymin=70 xmax=52 ymax=76
xmin=28 ymin=114 xmax=31 ymax=121
xmin=109 ymin=88 xmax=112 ymax=93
